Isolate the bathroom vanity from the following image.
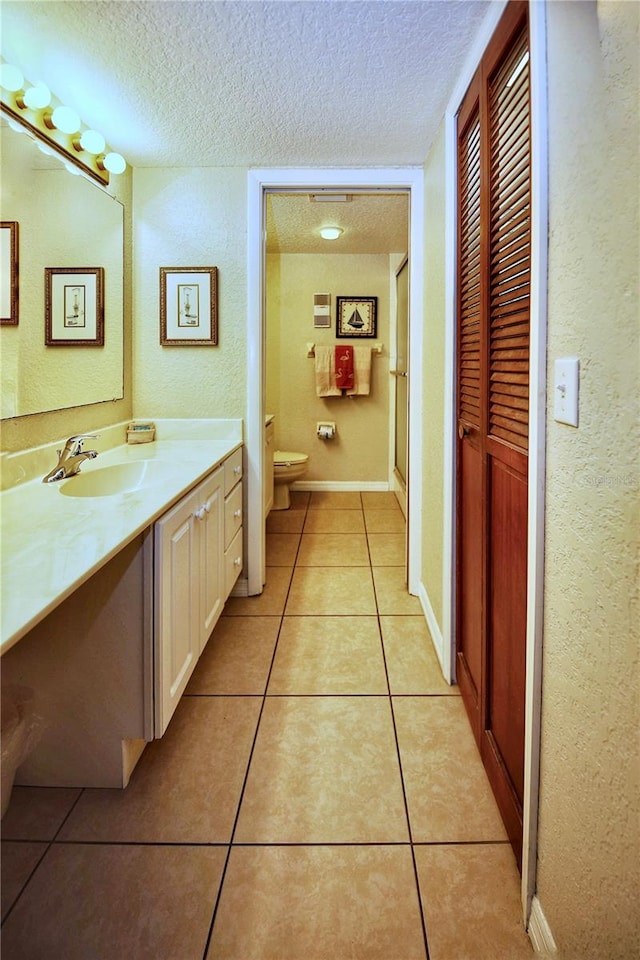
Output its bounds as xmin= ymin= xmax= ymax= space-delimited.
xmin=0 ymin=419 xmax=243 ymax=788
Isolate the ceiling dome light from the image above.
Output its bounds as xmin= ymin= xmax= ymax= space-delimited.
xmin=0 ymin=63 xmax=24 ymax=92
xmin=320 ymin=226 xmax=343 ymax=241
xmin=79 ymin=129 xmax=106 ymax=155
xmin=23 ymin=82 xmax=51 ymax=109
xmin=103 ymin=151 xmax=126 ymax=174
xmin=51 ymin=105 xmax=81 ymax=134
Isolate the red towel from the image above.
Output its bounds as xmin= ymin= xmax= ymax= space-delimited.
xmin=335 ymin=345 xmax=354 ymax=390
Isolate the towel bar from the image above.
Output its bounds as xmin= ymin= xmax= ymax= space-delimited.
xmin=306 ymin=342 xmax=383 ymax=357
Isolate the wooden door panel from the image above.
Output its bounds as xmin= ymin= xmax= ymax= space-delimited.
xmin=456 ymin=436 xmax=484 ymax=745
xmin=486 ymin=456 xmax=527 ymax=806
xmin=455 ymin=0 xmax=529 ymax=871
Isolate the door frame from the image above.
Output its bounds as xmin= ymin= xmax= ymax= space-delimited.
xmin=442 ymin=0 xmax=548 ymax=922
xmin=246 ymin=168 xmax=424 ymax=596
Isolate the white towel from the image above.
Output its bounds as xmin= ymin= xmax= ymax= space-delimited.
xmin=314 ymin=345 xmax=341 ymax=397
xmin=346 ymin=345 xmax=372 ymax=396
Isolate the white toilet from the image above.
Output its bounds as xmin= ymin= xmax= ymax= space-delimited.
xmin=272 ymin=450 xmax=309 ymax=510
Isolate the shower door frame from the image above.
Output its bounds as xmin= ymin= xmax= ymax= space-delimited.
xmin=246 ymin=168 xmax=425 ymax=597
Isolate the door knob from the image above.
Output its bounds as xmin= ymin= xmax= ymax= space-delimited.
xmin=458 ymin=422 xmax=470 ymax=439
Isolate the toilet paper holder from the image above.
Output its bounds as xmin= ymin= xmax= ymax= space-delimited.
xmin=317 ymin=421 xmax=336 ymax=440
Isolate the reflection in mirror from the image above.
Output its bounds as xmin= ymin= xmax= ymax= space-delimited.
xmin=0 ymin=120 xmax=124 ymax=419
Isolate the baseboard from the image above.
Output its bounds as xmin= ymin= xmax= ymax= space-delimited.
xmin=292 ymin=480 xmax=390 ymax=492
xmin=230 ymin=577 xmax=249 ymax=598
xmin=417 ymin=581 xmax=447 ymax=676
xmin=528 ymin=896 xmax=558 ymax=956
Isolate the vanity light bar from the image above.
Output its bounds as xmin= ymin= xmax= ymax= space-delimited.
xmin=0 ymin=60 xmax=126 ymax=186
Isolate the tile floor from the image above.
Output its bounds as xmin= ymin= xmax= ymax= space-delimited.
xmin=0 ymin=491 xmax=533 ymax=960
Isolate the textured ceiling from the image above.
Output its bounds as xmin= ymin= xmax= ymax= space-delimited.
xmin=1 ymin=0 xmax=489 ymax=169
xmin=266 ymin=192 xmax=409 ymax=253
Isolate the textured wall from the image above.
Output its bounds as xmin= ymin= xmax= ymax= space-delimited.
xmin=266 ymin=253 xmax=391 ymax=483
xmin=132 ymin=168 xmax=247 ymax=419
xmin=536 ymin=3 xmax=640 ymax=957
xmin=421 ymin=123 xmax=447 ymax=629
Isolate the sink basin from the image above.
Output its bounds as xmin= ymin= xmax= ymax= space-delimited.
xmin=59 ymin=461 xmax=166 ymax=498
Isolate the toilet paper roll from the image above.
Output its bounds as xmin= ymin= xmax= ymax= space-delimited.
xmin=318 ymin=425 xmax=335 ymax=440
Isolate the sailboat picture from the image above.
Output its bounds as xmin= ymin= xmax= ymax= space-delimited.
xmin=336 ymin=296 xmax=377 ymax=338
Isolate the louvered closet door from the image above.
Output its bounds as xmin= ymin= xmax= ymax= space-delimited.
xmin=455 ymin=0 xmax=530 ymax=870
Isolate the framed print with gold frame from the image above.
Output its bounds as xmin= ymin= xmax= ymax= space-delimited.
xmin=160 ymin=266 xmax=218 ymax=345
xmin=45 ymin=267 xmax=104 ymax=346
xmin=0 ymin=221 xmax=19 ymax=326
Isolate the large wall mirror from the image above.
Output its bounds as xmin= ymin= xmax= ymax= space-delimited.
xmin=0 ymin=120 xmax=124 ymax=419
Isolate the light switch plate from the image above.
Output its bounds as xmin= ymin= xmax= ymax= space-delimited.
xmin=553 ymin=357 xmax=579 ymax=426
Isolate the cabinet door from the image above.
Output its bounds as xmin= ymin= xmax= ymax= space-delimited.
xmin=198 ymin=467 xmax=224 ymax=652
xmin=154 ymin=490 xmax=200 ymax=736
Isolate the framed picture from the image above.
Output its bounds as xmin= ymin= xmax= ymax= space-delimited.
xmin=336 ymin=296 xmax=377 ymax=338
xmin=45 ymin=267 xmax=104 ymax=346
xmin=160 ymin=266 xmax=218 ymax=345
xmin=0 ymin=221 xmax=19 ymax=326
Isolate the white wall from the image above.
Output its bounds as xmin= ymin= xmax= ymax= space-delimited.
xmin=132 ymin=168 xmax=247 ymax=419
xmin=536 ymin=3 xmax=640 ymax=957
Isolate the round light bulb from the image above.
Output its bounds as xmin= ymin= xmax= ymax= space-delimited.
xmin=51 ymin=105 xmax=81 ymax=134
xmin=103 ymin=151 xmax=126 ymax=174
xmin=63 ymin=161 xmax=82 ymax=176
xmin=79 ymin=129 xmax=106 ymax=155
xmin=23 ymin=82 xmax=51 ymax=109
xmin=320 ymin=226 xmax=343 ymax=241
xmin=0 ymin=63 xmax=24 ymax=92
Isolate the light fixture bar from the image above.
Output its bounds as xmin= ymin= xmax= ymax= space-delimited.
xmin=0 ymin=61 xmax=126 ymax=186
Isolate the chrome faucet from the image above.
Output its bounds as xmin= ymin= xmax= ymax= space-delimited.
xmin=42 ymin=434 xmax=99 ymax=483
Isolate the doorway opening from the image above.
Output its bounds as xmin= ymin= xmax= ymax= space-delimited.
xmin=246 ymin=169 xmax=425 ymax=601
xmin=263 ymin=190 xmax=409 ymax=581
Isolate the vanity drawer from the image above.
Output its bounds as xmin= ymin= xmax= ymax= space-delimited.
xmin=224 ymin=447 xmax=243 ymax=495
xmin=225 ymin=527 xmax=243 ymax=598
xmin=224 ymin=481 xmax=243 ymax=549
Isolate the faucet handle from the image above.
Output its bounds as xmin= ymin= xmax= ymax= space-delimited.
xmin=67 ymin=433 xmax=99 ymax=454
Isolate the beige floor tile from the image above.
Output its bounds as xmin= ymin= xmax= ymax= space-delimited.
xmin=208 ymin=845 xmax=426 ymax=960
xmin=289 ymin=490 xmax=310 ymax=509
xmin=266 ymin=508 xmax=306 ymax=533
xmin=235 ymin=697 xmax=408 ymax=843
xmin=285 ymin=567 xmax=376 ymax=615
xmin=1 ymin=786 xmax=81 ymax=840
xmin=225 ymin=566 xmax=292 ymax=616
xmin=186 ymin=616 xmax=280 ymax=695
xmin=309 ymin=490 xmax=362 ymax=510
xmin=1 ymin=841 xmax=47 ymax=922
xmin=361 ymin=491 xmax=402 ymax=510
xmin=381 ymin=617 xmax=457 ymax=695
xmin=393 ymin=697 xmax=508 ymax=842
xmin=59 ymin=697 xmax=261 ymax=843
xmin=364 ymin=508 xmax=405 ymax=533
xmin=303 ymin=509 xmax=365 ymax=533
xmin=265 ymin=532 xmax=301 ymax=566
xmin=373 ymin=566 xmax=422 ymax=614
xmin=367 ymin=532 xmax=406 ymax=565
xmin=268 ymin=616 xmax=387 ymax=694
xmin=416 ymin=844 xmax=532 ymax=960
xmin=297 ymin=532 xmax=369 ymax=566
xmin=1 ymin=842 xmax=226 ymax=960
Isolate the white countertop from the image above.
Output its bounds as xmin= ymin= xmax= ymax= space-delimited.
xmin=0 ymin=419 xmax=243 ymax=654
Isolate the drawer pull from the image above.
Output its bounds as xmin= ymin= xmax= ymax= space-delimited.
xmin=234 ymin=556 xmax=242 ymax=567
xmin=234 ymin=509 xmax=241 ymax=519
xmin=234 ymin=465 xmax=241 ymax=475
xmin=194 ymin=507 xmax=206 ymax=521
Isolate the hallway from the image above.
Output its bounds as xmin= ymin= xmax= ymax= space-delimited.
xmin=1 ymin=491 xmax=532 ymax=959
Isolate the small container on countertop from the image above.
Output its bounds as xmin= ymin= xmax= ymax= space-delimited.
xmin=126 ymin=421 xmax=156 ymax=444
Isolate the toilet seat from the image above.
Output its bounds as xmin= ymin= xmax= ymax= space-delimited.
xmin=273 ymin=450 xmax=308 ymax=467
